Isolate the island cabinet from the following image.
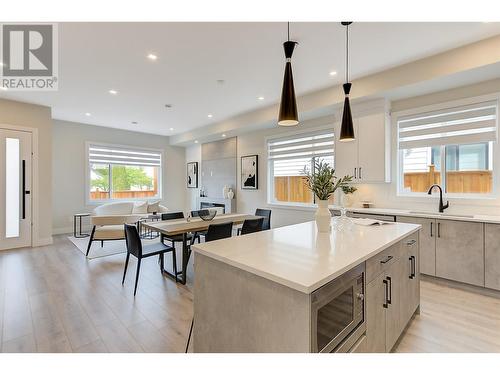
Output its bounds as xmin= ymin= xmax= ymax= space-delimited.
xmin=365 ymin=232 xmax=420 ymax=352
xmin=192 ymin=220 xmax=421 ymax=353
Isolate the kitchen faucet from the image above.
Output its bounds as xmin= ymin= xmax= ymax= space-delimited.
xmin=427 ymin=184 xmax=449 ymax=213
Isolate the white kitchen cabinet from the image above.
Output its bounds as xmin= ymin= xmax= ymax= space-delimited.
xmin=334 ymin=103 xmax=390 ymax=183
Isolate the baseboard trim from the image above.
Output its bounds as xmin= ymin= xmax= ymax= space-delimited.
xmin=52 ymin=226 xmax=73 ymax=235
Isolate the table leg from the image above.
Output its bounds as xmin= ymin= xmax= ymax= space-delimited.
xmin=73 ymin=216 xmax=77 ymax=237
xmin=180 ymin=232 xmax=190 ymax=285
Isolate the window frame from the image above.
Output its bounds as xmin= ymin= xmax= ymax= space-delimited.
xmin=395 ymin=94 xmax=499 ymax=200
xmin=85 ymin=141 xmax=163 ymax=205
xmin=266 ymin=124 xmax=335 ymax=209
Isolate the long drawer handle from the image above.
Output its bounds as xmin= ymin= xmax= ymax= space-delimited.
xmin=409 ymin=256 xmax=415 ymax=279
xmin=386 ymin=276 xmax=392 ymax=305
xmin=380 ymin=255 xmax=393 ymax=264
xmin=411 ymin=256 xmax=416 ymax=279
xmin=406 ymin=239 xmax=417 ymax=246
xmin=383 ymin=278 xmax=389 ymax=308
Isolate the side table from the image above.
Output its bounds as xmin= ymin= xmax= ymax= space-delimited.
xmin=73 ymin=213 xmax=91 ymax=238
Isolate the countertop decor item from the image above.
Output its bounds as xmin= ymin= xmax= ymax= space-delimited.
xmin=227 ymin=188 xmax=234 ymax=199
xmin=303 ymin=160 xmax=354 ymax=232
xmin=199 ymin=210 xmax=217 ymax=221
xmin=278 ymin=22 xmax=299 ymax=126
xmin=339 ymin=22 xmax=355 ymax=142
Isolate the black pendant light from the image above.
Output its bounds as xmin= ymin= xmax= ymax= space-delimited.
xmin=339 ymin=22 xmax=355 ymax=141
xmin=278 ymin=22 xmax=299 ymax=126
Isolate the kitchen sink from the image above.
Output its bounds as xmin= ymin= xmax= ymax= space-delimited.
xmin=409 ymin=211 xmax=474 ymax=218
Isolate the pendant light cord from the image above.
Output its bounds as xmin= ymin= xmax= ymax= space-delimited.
xmin=287 ymin=22 xmax=290 ymax=41
xmin=346 ymin=23 xmax=349 ymax=83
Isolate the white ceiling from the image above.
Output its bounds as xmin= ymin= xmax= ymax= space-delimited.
xmin=2 ymin=22 xmax=500 ymax=136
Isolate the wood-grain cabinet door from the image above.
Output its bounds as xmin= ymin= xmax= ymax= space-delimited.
xmin=435 ymin=219 xmax=484 ymax=287
xmin=365 ymin=273 xmax=386 ymax=353
xmin=385 ymin=258 xmax=402 ymax=351
xmin=400 ymin=235 xmax=420 ymax=327
xmin=485 ymin=223 xmax=500 ymax=291
xmin=396 ymin=216 xmax=436 ymax=276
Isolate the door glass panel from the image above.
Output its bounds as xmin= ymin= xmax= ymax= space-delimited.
xmin=316 ymin=287 xmax=354 ymax=351
xmin=6 ymin=138 xmax=20 ymax=238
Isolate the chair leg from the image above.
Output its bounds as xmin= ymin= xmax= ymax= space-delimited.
xmin=185 ymin=318 xmax=194 ymax=353
xmin=122 ymin=252 xmax=130 ymax=285
xmin=134 ymin=258 xmax=142 ymax=296
xmin=85 ymin=226 xmax=96 ymax=257
xmin=159 ymin=253 xmax=164 ymax=272
xmin=172 ymin=249 xmax=178 ymax=282
xmin=101 ymin=240 xmax=104 ymax=247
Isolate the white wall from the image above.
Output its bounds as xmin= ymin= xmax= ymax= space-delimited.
xmin=0 ymin=98 xmax=53 ymax=246
xmin=52 ymin=120 xmax=185 ymax=234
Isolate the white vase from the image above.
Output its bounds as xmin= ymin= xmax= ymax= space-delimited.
xmin=222 ymin=185 xmax=229 ymax=199
xmin=315 ymin=200 xmax=331 ymax=232
xmin=227 ymin=189 xmax=234 ymax=199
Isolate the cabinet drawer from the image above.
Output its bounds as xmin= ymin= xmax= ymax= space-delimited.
xmin=366 ymin=242 xmax=403 ymax=284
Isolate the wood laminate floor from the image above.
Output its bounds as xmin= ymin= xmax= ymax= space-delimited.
xmin=1 ymin=235 xmax=500 ymax=353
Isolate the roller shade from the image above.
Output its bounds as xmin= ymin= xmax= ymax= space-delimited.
xmin=398 ymin=101 xmax=498 ymax=149
xmin=268 ymin=129 xmax=334 ymax=161
xmin=88 ymin=144 xmax=161 ymax=166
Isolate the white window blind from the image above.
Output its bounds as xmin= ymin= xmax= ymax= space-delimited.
xmin=268 ymin=130 xmax=334 ymax=161
xmin=88 ymin=144 xmax=161 ymax=166
xmin=398 ymin=100 xmax=498 ymax=149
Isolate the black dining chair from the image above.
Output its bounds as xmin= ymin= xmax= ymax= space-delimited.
xmin=255 ymin=208 xmax=271 ymax=230
xmin=122 ymin=224 xmax=176 ymax=296
xmin=239 ymin=217 xmax=264 ymax=235
xmin=237 ymin=208 xmax=271 ymax=235
xmin=161 ymin=212 xmax=197 ymax=248
xmin=185 ymin=220 xmax=234 ymax=353
xmin=190 ymin=210 xmax=211 ymax=242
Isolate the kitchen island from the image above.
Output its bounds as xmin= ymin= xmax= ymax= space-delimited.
xmin=192 ymin=220 xmax=421 ymax=353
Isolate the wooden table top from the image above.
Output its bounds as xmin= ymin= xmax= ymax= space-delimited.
xmin=141 ymin=213 xmax=261 ymax=236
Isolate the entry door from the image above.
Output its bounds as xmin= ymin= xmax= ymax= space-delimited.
xmin=0 ymin=129 xmax=32 ymax=250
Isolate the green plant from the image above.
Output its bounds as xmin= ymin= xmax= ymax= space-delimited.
xmin=303 ymin=160 xmax=355 ymax=201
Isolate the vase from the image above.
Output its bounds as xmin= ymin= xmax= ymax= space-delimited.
xmin=315 ymin=200 xmax=331 ymax=232
xmin=227 ymin=189 xmax=234 ymax=199
xmin=222 ymin=185 xmax=229 ymax=199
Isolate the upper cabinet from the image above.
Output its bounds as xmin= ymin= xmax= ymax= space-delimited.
xmin=335 ymin=100 xmax=391 ymax=183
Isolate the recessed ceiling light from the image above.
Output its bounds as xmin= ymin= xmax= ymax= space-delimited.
xmin=194 ymin=140 xmax=199 ymax=144
xmin=109 ymin=89 xmax=118 ymax=95
xmin=207 ymin=114 xmax=213 ymax=118
xmin=329 ymin=71 xmax=337 ymax=76
xmin=85 ymin=112 xmax=91 ymax=116
xmin=147 ymin=53 xmax=158 ymax=60
xmin=131 ymin=121 xmax=138 ymax=125
xmin=257 ymin=96 xmax=264 ymax=101
xmin=222 ymin=134 xmax=227 ymax=137
xmin=169 ymin=127 xmax=174 ymax=131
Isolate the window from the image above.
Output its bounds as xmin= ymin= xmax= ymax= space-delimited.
xmin=268 ymin=129 xmax=334 ymax=206
xmin=87 ymin=143 xmax=162 ymax=202
xmin=398 ymin=100 xmax=497 ymax=196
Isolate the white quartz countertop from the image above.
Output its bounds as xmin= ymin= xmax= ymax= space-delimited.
xmin=331 ymin=205 xmax=500 ymax=224
xmin=193 ymin=220 xmax=420 ymax=294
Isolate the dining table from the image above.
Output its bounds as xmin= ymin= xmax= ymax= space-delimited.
xmin=141 ymin=213 xmax=262 ymax=284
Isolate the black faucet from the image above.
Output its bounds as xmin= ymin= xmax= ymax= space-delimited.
xmin=427 ymin=184 xmax=449 ymax=213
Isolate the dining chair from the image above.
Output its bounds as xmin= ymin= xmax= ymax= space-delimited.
xmin=161 ymin=212 xmax=197 ymax=247
xmin=237 ymin=208 xmax=271 ymax=235
xmin=255 ymin=208 xmax=271 ymax=230
xmin=190 ymin=210 xmax=211 ymax=242
xmin=240 ymin=217 xmax=265 ymax=235
xmin=185 ymin=220 xmax=233 ymax=352
xmin=122 ymin=224 xmax=176 ymax=296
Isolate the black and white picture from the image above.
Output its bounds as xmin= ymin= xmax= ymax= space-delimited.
xmin=187 ymin=162 xmax=198 ymax=188
xmin=241 ymin=155 xmax=258 ymax=189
